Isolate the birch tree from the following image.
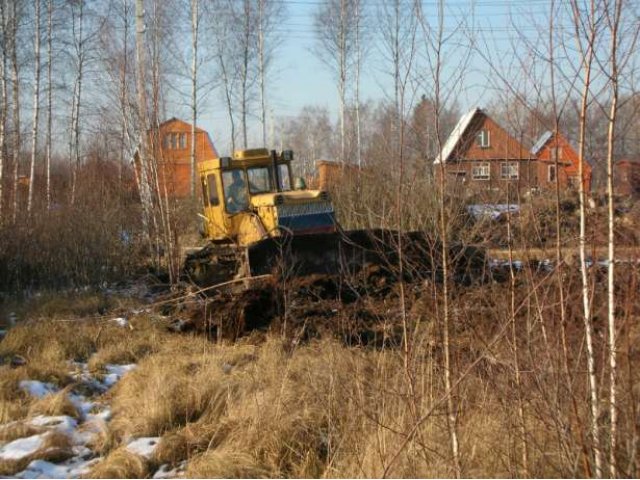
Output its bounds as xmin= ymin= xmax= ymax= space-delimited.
xmin=257 ymin=0 xmax=284 ymax=146
xmin=69 ymin=0 xmax=85 ymax=205
xmin=27 ymin=0 xmax=42 ymax=214
xmin=602 ymin=1 xmax=639 ymax=474
xmin=569 ymin=0 xmax=603 ymax=475
xmin=45 ymin=0 xmax=53 ymax=209
xmin=135 ymin=0 xmax=154 ymax=236
xmin=314 ymin=0 xmax=357 ymax=163
xmin=190 ymin=0 xmax=198 ymax=197
xmin=0 ymin=1 xmax=8 ymax=222
xmin=9 ymin=0 xmax=22 ymax=222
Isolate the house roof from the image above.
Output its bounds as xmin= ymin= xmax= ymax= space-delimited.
xmin=434 ymin=107 xmax=481 ymax=164
xmin=530 ymin=130 xmax=553 ymax=156
xmin=159 ymin=117 xmax=208 ymax=133
xmin=616 ymin=159 xmax=640 ymax=167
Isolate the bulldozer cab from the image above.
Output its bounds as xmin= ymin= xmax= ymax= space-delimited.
xmin=198 ymin=149 xmax=335 ymax=247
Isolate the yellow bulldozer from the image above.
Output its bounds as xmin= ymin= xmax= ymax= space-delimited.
xmin=184 ymin=148 xmax=488 ymax=287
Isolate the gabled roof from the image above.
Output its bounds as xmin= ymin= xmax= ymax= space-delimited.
xmin=434 ymin=107 xmax=481 ymax=164
xmin=530 ymin=130 xmax=553 ymax=156
xmin=159 ymin=117 xmax=208 ymax=133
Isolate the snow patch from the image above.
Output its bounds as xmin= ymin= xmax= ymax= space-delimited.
xmin=13 ymin=457 xmax=99 ymax=479
xmin=153 ymin=461 xmax=187 ymax=479
xmin=0 ymin=433 xmax=47 ymax=460
xmin=103 ymin=364 xmax=136 ymax=387
xmin=126 ymin=437 xmax=160 ymax=459
xmin=111 ymin=317 xmax=129 ymax=328
xmin=28 ymin=416 xmax=78 ymax=437
xmin=19 ymin=380 xmax=58 ymax=398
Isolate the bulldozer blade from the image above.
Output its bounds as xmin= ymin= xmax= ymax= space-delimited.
xmin=247 ymin=229 xmax=488 ymax=284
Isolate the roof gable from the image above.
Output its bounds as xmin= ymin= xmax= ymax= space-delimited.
xmin=159 ymin=117 xmax=207 ymax=133
xmin=436 ymin=108 xmax=534 ymax=164
xmin=434 ymin=107 xmax=481 ymax=164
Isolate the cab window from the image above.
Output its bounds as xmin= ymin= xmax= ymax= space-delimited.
xmin=222 ymin=169 xmax=249 ymax=213
xmin=206 ymin=174 xmax=219 ymax=206
xmin=278 ymin=164 xmax=291 ymax=191
xmin=201 ymin=177 xmax=209 ymax=207
xmin=247 ymin=167 xmax=272 ymax=194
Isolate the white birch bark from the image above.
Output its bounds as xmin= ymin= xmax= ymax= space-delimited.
xmin=135 ymin=0 xmax=153 ymax=236
xmin=27 ymin=0 xmax=41 ymax=214
xmin=570 ymin=0 xmax=602 ymax=475
xmin=10 ymin=0 xmax=20 ymax=222
xmin=45 ymin=0 xmax=52 ymax=210
xmin=190 ymin=0 xmax=198 ymax=197
xmin=0 ymin=1 xmax=7 ymax=223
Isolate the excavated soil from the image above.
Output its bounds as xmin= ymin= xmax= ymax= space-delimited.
xmin=164 ymin=254 xmax=495 ymax=347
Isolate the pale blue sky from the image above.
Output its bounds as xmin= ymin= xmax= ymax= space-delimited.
xmin=190 ymin=0 xmax=572 ymax=154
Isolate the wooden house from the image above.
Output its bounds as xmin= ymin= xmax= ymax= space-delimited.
xmin=136 ymin=118 xmax=218 ymax=199
xmin=434 ymin=108 xmax=537 ymax=193
xmin=614 ymin=160 xmax=640 ymax=197
xmin=315 ymin=160 xmax=362 ymax=190
xmin=530 ymin=131 xmax=592 ymax=192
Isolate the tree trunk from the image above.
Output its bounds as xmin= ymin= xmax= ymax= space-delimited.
xmin=45 ymin=0 xmax=52 ymax=210
xmin=10 ymin=0 xmax=20 ymax=223
xmin=27 ymin=0 xmax=41 ymax=214
xmin=0 ymin=1 xmax=7 ymax=223
xmin=135 ymin=0 xmax=153 ymax=237
xmin=571 ymin=0 xmax=601 ymax=475
xmin=605 ymin=1 xmax=622 ymax=475
xmin=190 ymin=0 xmax=198 ymax=197
xmin=258 ymin=0 xmax=266 ymax=145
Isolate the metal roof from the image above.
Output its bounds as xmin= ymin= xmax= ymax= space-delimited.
xmin=530 ymin=130 xmax=553 ymax=156
xmin=434 ymin=107 xmax=481 ymax=164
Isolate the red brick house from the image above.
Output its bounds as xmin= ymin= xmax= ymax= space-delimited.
xmin=314 ymin=160 xmax=362 ymax=190
xmin=530 ymin=131 xmax=592 ymax=192
xmin=434 ymin=108 xmax=537 ymax=192
xmin=136 ymin=118 xmax=218 ymax=199
xmin=614 ymin=160 xmax=640 ymax=197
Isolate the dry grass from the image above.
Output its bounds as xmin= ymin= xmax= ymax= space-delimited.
xmin=1 ymin=264 xmax=638 ymax=478
xmin=0 ymin=367 xmax=31 ymax=423
xmin=185 ymin=447 xmax=269 ymax=478
xmin=84 ymin=447 xmax=150 ymax=479
xmin=0 ymin=422 xmax=43 ymax=443
xmin=27 ymin=387 xmax=80 ymax=419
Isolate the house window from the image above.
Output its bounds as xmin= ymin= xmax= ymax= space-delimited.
xmin=501 ymin=162 xmax=519 ymax=179
xmin=550 ymin=147 xmax=563 ymax=161
xmin=472 ymin=162 xmax=490 ymax=180
xmin=476 ymin=129 xmax=490 ymax=148
xmin=163 ymin=132 xmax=187 ymax=150
xmin=548 ymin=164 xmax=557 ymax=183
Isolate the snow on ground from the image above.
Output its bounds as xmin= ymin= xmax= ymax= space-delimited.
xmin=103 ymin=363 xmax=136 ymax=387
xmin=111 ymin=317 xmax=129 ymax=328
xmin=19 ymin=380 xmax=57 ymax=398
xmin=0 ymin=433 xmax=47 ymax=461
xmin=153 ymin=461 xmax=187 ymax=479
xmin=3 ymin=362 xmax=138 ymax=479
xmin=126 ymin=437 xmax=160 ymax=459
xmin=13 ymin=457 xmax=99 ymax=479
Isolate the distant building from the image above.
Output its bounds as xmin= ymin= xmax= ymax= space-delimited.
xmin=614 ymin=160 xmax=640 ymax=197
xmin=530 ymin=131 xmax=592 ymax=192
xmin=434 ymin=108 xmax=537 ymax=192
xmin=315 ymin=160 xmax=362 ymax=190
xmin=134 ymin=117 xmax=218 ymax=199
xmin=436 ymin=108 xmax=592 ymax=194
